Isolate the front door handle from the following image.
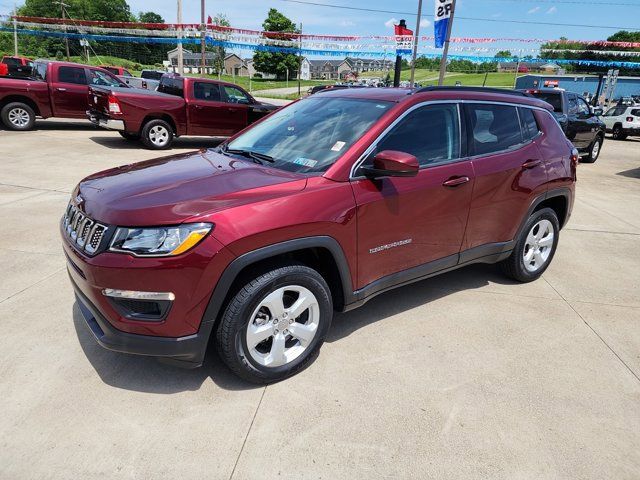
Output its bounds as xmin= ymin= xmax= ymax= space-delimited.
xmin=228 ymin=108 xmax=238 ymax=113
xmin=56 ymin=87 xmax=67 ymax=92
xmin=194 ymin=105 xmax=204 ymax=109
xmin=522 ymin=159 xmax=542 ymax=169
xmin=442 ymin=176 xmax=470 ymax=187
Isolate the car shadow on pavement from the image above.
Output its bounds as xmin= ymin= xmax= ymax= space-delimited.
xmin=327 ymin=263 xmax=514 ymax=343
xmin=73 ymin=263 xmax=515 ymax=393
xmin=617 ymin=167 xmax=640 ymax=179
xmin=35 ymin=120 xmax=97 ymax=131
xmin=89 ymin=135 xmax=225 ymax=150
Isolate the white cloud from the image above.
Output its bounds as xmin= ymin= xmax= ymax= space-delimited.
xmin=546 ymin=6 xmax=557 ymax=14
xmin=384 ymin=17 xmax=398 ymax=28
xmin=527 ymin=6 xmax=540 ymax=14
xmin=419 ymin=18 xmax=431 ymax=27
xmin=340 ymin=19 xmax=356 ymax=27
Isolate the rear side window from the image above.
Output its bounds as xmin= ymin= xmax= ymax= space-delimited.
xmin=142 ymin=71 xmax=164 ymax=80
xmin=3 ymin=57 xmax=19 ymax=66
xmin=631 ymin=109 xmax=640 ymax=117
xmin=467 ymin=104 xmax=522 ymax=156
xmin=518 ymin=107 xmax=540 ymax=140
xmin=58 ymin=66 xmax=87 ymax=85
xmin=158 ymin=77 xmax=184 ymax=97
xmin=529 ymin=91 xmax=562 ymax=113
xmin=371 ymin=104 xmax=461 ymax=167
xmin=193 ymin=82 xmax=221 ymax=102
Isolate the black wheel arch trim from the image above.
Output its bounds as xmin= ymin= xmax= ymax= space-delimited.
xmin=516 ymin=187 xmax=572 ymax=237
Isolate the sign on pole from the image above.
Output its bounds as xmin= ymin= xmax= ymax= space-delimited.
xmin=394 ymin=23 xmax=413 ymax=56
xmin=434 ymin=0 xmax=454 ymax=48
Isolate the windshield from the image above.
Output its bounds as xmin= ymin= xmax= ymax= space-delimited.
xmin=529 ymin=91 xmax=563 ymax=113
xmin=225 ymin=96 xmax=393 ymax=173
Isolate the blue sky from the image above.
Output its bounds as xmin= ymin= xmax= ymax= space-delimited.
xmin=121 ymin=0 xmax=639 ymax=41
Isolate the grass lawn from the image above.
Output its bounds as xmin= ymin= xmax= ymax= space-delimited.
xmin=360 ymin=69 xmax=524 ymax=88
xmin=203 ymin=74 xmax=330 ymax=92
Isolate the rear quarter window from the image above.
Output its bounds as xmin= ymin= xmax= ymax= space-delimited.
xmin=58 ymin=66 xmax=87 ymax=85
xmin=158 ymin=77 xmax=184 ymax=97
xmin=518 ymin=107 xmax=540 ymax=140
xmin=631 ymin=109 xmax=640 ymax=117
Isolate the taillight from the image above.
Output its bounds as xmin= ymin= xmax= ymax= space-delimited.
xmin=570 ymin=147 xmax=579 ymax=165
xmin=626 ymin=116 xmax=634 ymax=122
xmin=108 ymin=94 xmax=122 ymax=115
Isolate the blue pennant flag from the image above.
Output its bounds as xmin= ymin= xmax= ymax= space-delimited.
xmin=434 ymin=0 xmax=453 ymax=48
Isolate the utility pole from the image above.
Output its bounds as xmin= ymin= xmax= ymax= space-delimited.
xmin=55 ymin=1 xmax=71 ymax=61
xmin=13 ymin=4 xmax=18 ymax=56
xmin=200 ymin=0 xmax=206 ymax=77
xmin=177 ymin=0 xmax=184 ymax=75
xmin=297 ymin=22 xmax=302 ymax=97
xmin=409 ymin=0 xmax=423 ymax=86
xmin=437 ymin=0 xmax=456 ymax=86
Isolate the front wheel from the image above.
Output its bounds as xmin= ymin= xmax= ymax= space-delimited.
xmin=500 ymin=208 xmax=560 ymax=282
xmin=612 ymin=125 xmax=627 ymax=141
xmin=216 ymin=264 xmax=333 ymax=384
xmin=582 ymin=135 xmax=602 ymax=163
xmin=141 ymin=119 xmax=174 ymax=149
xmin=1 ymin=102 xmax=36 ymax=131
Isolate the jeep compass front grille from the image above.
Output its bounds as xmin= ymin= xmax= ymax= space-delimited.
xmin=63 ymin=203 xmax=107 ymax=255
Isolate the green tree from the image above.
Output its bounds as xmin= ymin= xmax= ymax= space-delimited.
xmin=211 ymin=13 xmax=230 ymax=74
xmin=138 ymin=12 xmax=165 ymax=24
xmin=495 ymin=50 xmax=512 ymax=58
xmin=252 ymin=8 xmax=300 ymax=79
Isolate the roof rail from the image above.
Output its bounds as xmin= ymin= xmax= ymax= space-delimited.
xmin=412 ymin=86 xmax=532 ymax=98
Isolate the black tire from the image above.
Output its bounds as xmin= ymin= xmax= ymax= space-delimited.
xmin=500 ymin=208 xmax=560 ymax=283
xmin=216 ymin=264 xmax=333 ymax=384
xmin=612 ymin=124 xmax=627 ymax=141
xmin=118 ymin=131 xmax=141 ymax=141
xmin=1 ymin=102 xmax=36 ymax=131
xmin=140 ymin=119 xmax=174 ymax=149
xmin=582 ymin=135 xmax=602 ymax=163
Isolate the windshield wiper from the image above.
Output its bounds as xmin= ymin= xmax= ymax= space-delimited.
xmin=221 ymin=146 xmax=275 ymax=164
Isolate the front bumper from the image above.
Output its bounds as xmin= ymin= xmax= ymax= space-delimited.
xmin=87 ymin=110 xmax=125 ymax=131
xmin=72 ymin=273 xmax=210 ymax=367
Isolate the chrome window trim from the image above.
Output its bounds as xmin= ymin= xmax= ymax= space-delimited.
xmin=349 ymin=99 xmax=553 ymax=180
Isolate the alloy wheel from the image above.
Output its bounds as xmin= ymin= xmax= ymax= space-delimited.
xmin=8 ymin=107 xmax=30 ymax=128
xmin=523 ymin=219 xmax=554 ymax=273
xmin=149 ymin=125 xmax=170 ymax=146
xmin=591 ymin=139 xmax=600 ymax=159
xmin=245 ymin=285 xmax=320 ymax=367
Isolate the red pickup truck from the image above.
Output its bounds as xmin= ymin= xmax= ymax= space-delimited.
xmin=1 ymin=56 xmax=34 ymax=78
xmin=0 ymin=60 xmax=127 ymax=130
xmin=87 ymin=74 xmax=278 ymax=149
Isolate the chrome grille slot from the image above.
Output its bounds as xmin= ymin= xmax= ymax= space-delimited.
xmin=63 ymin=201 xmax=107 ymax=256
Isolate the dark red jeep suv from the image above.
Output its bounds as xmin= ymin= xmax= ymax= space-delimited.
xmin=62 ymin=86 xmax=576 ymax=383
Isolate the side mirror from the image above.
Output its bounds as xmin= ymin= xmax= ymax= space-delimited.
xmin=592 ymin=107 xmax=603 ymax=116
xmin=360 ymin=150 xmax=419 ymax=178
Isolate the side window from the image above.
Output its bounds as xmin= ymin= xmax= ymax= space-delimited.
xmin=222 ymin=85 xmax=251 ymax=104
xmin=90 ymin=70 xmax=123 ymax=87
xmin=518 ymin=107 xmax=540 ymax=141
xmin=567 ymin=95 xmax=579 ymax=115
xmin=616 ymin=107 xmax=628 ymax=116
xmin=631 ymin=109 xmax=640 ymax=117
xmin=467 ymin=103 xmax=522 ymax=156
xmin=366 ymin=104 xmax=460 ymax=168
xmin=193 ymin=82 xmax=221 ymax=102
xmin=577 ymin=98 xmax=590 ymax=116
xmin=58 ymin=66 xmax=87 ymax=85
xmin=604 ymin=107 xmax=617 ymax=117
xmin=123 ymin=70 xmax=132 ymax=77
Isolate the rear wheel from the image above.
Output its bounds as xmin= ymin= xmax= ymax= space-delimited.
xmin=119 ymin=131 xmax=141 ymax=141
xmin=582 ymin=135 xmax=602 ymax=163
xmin=141 ymin=119 xmax=174 ymax=149
xmin=612 ymin=124 xmax=627 ymax=140
xmin=216 ymin=264 xmax=333 ymax=384
xmin=1 ymin=102 xmax=36 ymax=131
xmin=500 ymin=208 xmax=560 ymax=283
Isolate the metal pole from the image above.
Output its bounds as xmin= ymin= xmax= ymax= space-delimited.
xmin=59 ymin=1 xmax=70 ymax=61
xmin=437 ymin=0 xmax=456 ymax=86
xmin=297 ymin=22 xmax=302 ymax=97
xmin=200 ymin=0 xmax=206 ymax=77
xmin=409 ymin=0 xmax=423 ymax=86
xmin=13 ymin=4 xmax=18 ymax=56
xmin=177 ymin=0 xmax=184 ymax=75
xmin=513 ymin=59 xmax=520 ymax=88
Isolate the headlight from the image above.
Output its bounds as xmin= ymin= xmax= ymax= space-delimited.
xmin=109 ymin=223 xmax=213 ymax=257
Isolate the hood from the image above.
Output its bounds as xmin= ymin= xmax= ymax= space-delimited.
xmin=76 ymin=149 xmax=307 ymax=226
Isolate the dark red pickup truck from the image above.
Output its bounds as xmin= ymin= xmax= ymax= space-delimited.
xmin=87 ymin=75 xmax=278 ymax=149
xmin=0 ymin=60 xmax=127 ymax=130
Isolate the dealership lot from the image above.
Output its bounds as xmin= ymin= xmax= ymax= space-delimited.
xmin=1 ymin=121 xmax=639 ymax=479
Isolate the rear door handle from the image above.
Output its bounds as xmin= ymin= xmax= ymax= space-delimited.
xmin=194 ymin=105 xmax=204 ymax=109
xmin=56 ymin=87 xmax=67 ymax=92
xmin=522 ymin=159 xmax=542 ymax=169
xmin=442 ymin=176 xmax=470 ymax=187
xmin=228 ymin=108 xmax=238 ymax=113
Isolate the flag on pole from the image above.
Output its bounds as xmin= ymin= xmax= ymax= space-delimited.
xmin=207 ymin=15 xmax=213 ymax=25
xmin=434 ymin=0 xmax=453 ymax=48
xmin=394 ymin=23 xmax=413 ymax=55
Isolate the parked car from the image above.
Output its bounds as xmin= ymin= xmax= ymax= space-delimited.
xmin=307 ymin=84 xmax=368 ymax=95
xmin=523 ymin=88 xmax=605 ymax=163
xmin=63 ymin=86 xmax=576 ymax=383
xmin=101 ymin=65 xmax=133 ymax=77
xmin=100 ymin=66 xmax=161 ymax=90
xmin=1 ymin=56 xmax=34 ymax=78
xmin=602 ymin=105 xmax=640 ymax=140
xmin=87 ymin=74 xmax=278 ymax=149
xmin=0 ymin=60 xmax=127 ymax=130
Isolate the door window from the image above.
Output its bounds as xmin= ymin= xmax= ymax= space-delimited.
xmin=518 ymin=107 xmax=540 ymax=141
xmin=604 ymin=107 xmax=617 ymax=116
xmin=365 ymin=104 xmax=461 ymax=168
xmin=577 ymin=98 xmax=591 ymax=116
xmin=222 ymin=85 xmax=251 ymax=104
xmin=467 ymin=103 xmax=523 ymax=156
xmin=193 ymin=82 xmax=221 ymax=102
xmin=90 ymin=70 xmax=124 ymax=87
xmin=567 ymin=95 xmax=579 ymax=115
xmin=58 ymin=66 xmax=87 ymax=85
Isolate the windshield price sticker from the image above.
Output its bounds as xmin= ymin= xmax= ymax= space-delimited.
xmin=293 ymin=157 xmax=318 ymax=168
xmin=331 ymin=141 xmax=346 ymax=152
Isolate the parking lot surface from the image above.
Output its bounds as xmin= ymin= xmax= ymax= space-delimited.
xmin=1 ymin=120 xmax=639 ymax=479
